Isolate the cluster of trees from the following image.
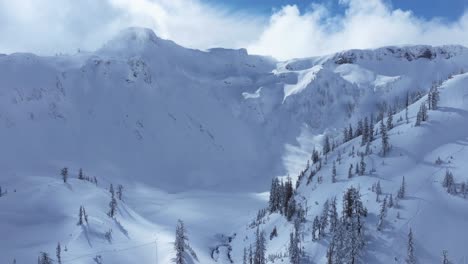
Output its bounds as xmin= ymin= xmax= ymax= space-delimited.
xmin=268 ymin=177 xmax=297 ymax=221
xmin=442 ymin=169 xmax=468 ymax=197
xmin=60 ymin=167 xmax=97 ymax=185
xmin=326 ymin=186 xmax=368 ymax=264
xmin=243 ymin=227 xmax=267 ymax=264
xmin=343 ymin=116 xmax=375 ymax=146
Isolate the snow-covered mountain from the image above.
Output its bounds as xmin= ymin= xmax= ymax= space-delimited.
xmin=1 ymin=27 xmax=468 ymax=263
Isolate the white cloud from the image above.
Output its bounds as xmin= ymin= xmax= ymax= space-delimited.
xmin=248 ymin=0 xmax=468 ymax=59
xmin=0 ymin=0 xmax=467 ymax=60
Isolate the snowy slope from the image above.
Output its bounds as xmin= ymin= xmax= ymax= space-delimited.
xmin=1 ymin=27 xmax=468 ymax=263
xmin=229 ymin=72 xmax=468 ymax=263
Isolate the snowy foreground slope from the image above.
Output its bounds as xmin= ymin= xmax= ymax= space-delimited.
xmin=1 ymin=27 xmax=468 ymax=263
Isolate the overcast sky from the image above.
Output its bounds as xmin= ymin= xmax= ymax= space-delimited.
xmin=0 ymin=0 xmax=467 ymax=60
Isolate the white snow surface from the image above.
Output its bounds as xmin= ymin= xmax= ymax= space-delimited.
xmin=1 ymin=28 xmax=468 ymax=263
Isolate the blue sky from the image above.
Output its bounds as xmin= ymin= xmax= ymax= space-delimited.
xmin=208 ymin=0 xmax=467 ymax=21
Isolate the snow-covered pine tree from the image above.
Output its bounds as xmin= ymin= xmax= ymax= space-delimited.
xmin=388 ymin=194 xmax=394 ymax=208
xmin=442 ymin=170 xmax=456 ymax=194
xmin=38 ymin=252 xmax=52 ymax=264
xmin=398 ymin=176 xmax=406 ymax=199
xmin=77 ymin=206 xmax=84 ymax=226
xmin=107 ymin=189 xmax=117 ymax=218
xmin=248 ymin=245 xmax=253 ymax=264
xmin=355 ymin=162 xmax=360 ymax=175
xmin=332 ymin=161 xmax=337 ymax=183
xmin=173 ymin=219 xmax=198 ymax=264
xmin=377 ymin=196 xmax=387 ymax=231
xmin=421 ymin=103 xmax=428 ymax=121
xmin=387 ymin=111 xmax=393 ymax=130
xmin=369 ymin=115 xmax=375 ymax=142
xmin=312 ymin=148 xmax=320 ymax=164
xmin=289 ymin=230 xmax=300 ymax=264
xmin=359 ymin=155 xmax=366 ymax=176
xmin=343 ymin=127 xmax=349 ymax=142
xmin=78 ymin=168 xmax=84 ymax=180
xmin=329 ymin=197 xmax=338 ymax=233
xmin=56 ymin=242 xmax=62 ymax=264
xmin=405 ymin=92 xmax=410 ymax=124
xmin=117 ymin=184 xmax=124 ymax=200
xmin=312 ymin=216 xmax=320 ymax=241
xmin=442 ymin=250 xmax=450 ymax=264
xmin=323 ymin=135 xmax=331 ymax=155
xmin=348 ymin=124 xmax=354 ymax=140
xmin=60 ymin=167 xmax=68 ymax=183
xmin=270 ymin=226 xmax=278 ymax=240
xmin=254 ymin=227 xmax=267 ymax=264
xmin=109 ymin=183 xmax=114 ymax=196
xmin=348 ymin=164 xmax=353 ymax=178
xmin=406 ymin=228 xmax=416 ymax=264
xmin=320 ymin=199 xmax=329 ymax=235
xmin=268 ymin=178 xmax=281 ymax=213
xmin=356 ymin=119 xmax=363 ymax=137
xmin=380 ymin=120 xmax=390 ymax=156
xmin=362 ymin=117 xmax=369 ymax=146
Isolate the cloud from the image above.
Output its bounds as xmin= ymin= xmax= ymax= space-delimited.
xmin=0 ymin=0 xmax=467 ymax=60
xmin=248 ymin=0 xmax=468 ymax=59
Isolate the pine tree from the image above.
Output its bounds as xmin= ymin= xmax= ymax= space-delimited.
xmin=269 ymin=226 xmax=278 ymax=240
xmin=312 ymin=148 xmax=320 ymax=164
xmin=78 ymin=168 xmax=84 ymax=180
xmin=248 ymin=245 xmax=253 ymax=264
xmin=359 ymin=155 xmax=366 ymax=176
xmin=254 ymin=227 xmax=267 ymax=264
xmin=405 ymin=92 xmax=410 ymax=124
xmin=108 ymin=189 xmax=117 ymax=218
xmin=61 ymin=167 xmax=68 ymax=183
xmin=398 ymin=176 xmax=406 ymax=199
xmin=77 ymin=206 xmax=84 ymax=226
xmin=406 ymin=228 xmax=416 ymax=264
xmin=355 ymin=162 xmax=359 ymax=175
xmin=344 ymin=127 xmax=349 ymax=142
xmin=443 ymin=170 xmax=456 ymax=194
xmin=348 ymin=164 xmax=353 ymax=178
xmin=56 ymin=242 xmax=62 ymax=264
xmin=117 ymin=184 xmax=124 ymax=200
xmin=38 ymin=252 xmax=52 ymax=264
xmin=312 ymin=216 xmax=320 ymax=241
xmin=268 ymin=178 xmax=280 ymax=212
xmin=289 ymin=231 xmax=300 ymax=264
xmin=387 ymin=111 xmax=393 ymax=130
xmin=348 ymin=124 xmax=354 ymax=140
xmin=332 ymin=161 xmax=337 ymax=183
xmin=173 ymin=219 xmax=198 ymax=264
xmin=442 ymin=250 xmax=450 ymax=264
xmin=109 ymin=184 xmax=114 ymax=196
xmin=329 ymin=197 xmax=338 ymax=233
xmin=369 ymin=115 xmax=375 ymax=142
xmin=323 ymin=135 xmax=331 ymax=155
xmin=388 ymin=194 xmax=394 ymax=208
xmin=320 ymin=200 xmax=330 ymax=235
xmin=377 ymin=196 xmax=387 ymax=231
xmin=380 ymin=120 xmax=390 ymax=156
xmin=362 ymin=117 xmax=369 ymax=146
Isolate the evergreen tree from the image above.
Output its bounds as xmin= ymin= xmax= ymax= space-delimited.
xmin=443 ymin=170 xmax=456 ymax=194
xmin=348 ymin=124 xmax=354 ymax=140
xmin=359 ymin=155 xmax=366 ymax=176
xmin=398 ymin=176 xmax=406 ymax=199
xmin=406 ymin=228 xmax=416 ymax=264
xmin=268 ymin=178 xmax=281 ymax=213
xmin=248 ymin=245 xmax=253 ymax=264
xmin=323 ymin=135 xmax=331 ymax=155
xmin=442 ymin=250 xmax=450 ymax=264
xmin=38 ymin=252 xmax=52 ymax=264
xmin=387 ymin=111 xmax=393 ymax=130
xmin=78 ymin=168 xmax=84 ymax=180
xmin=356 ymin=119 xmax=363 ymax=137
xmin=380 ymin=120 xmax=390 ymax=156
xmin=377 ymin=196 xmax=387 ymax=231
xmin=77 ymin=206 xmax=84 ymax=226
xmin=405 ymin=92 xmax=410 ymax=124
xmin=243 ymin=247 xmax=248 ymax=264
xmin=60 ymin=167 xmax=68 ymax=183
xmin=332 ymin=161 xmax=337 ymax=183
xmin=369 ymin=115 xmax=375 ymax=142
xmin=117 ymin=184 xmax=124 ymax=200
xmin=355 ymin=162 xmax=360 ymax=175
xmin=109 ymin=184 xmax=114 ymax=196
xmin=344 ymin=127 xmax=349 ymax=142
xmin=254 ymin=227 xmax=267 ymax=264
xmin=173 ymin=219 xmax=198 ymax=264
xmin=320 ymin=200 xmax=330 ymax=235
xmin=329 ymin=197 xmax=338 ymax=233
xmin=312 ymin=148 xmax=320 ymax=164
xmin=388 ymin=194 xmax=394 ymax=208
xmin=312 ymin=216 xmax=320 ymax=241
xmin=348 ymin=164 xmax=353 ymax=178
xmin=289 ymin=231 xmax=300 ymax=264
xmin=270 ymin=226 xmax=278 ymax=240
xmin=362 ymin=117 xmax=369 ymax=146
xmin=56 ymin=242 xmax=62 ymax=264
xmin=107 ymin=190 xmax=118 ymax=218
